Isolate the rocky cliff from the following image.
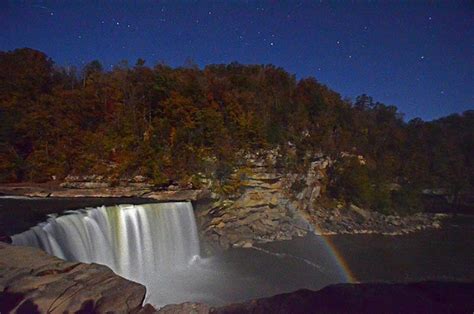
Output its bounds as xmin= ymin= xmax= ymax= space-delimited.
xmin=196 ymin=151 xmax=445 ymax=250
xmin=0 ymin=150 xmax=446 ymax=250
xmin=196 ymin=151 xmax=312 ymax=250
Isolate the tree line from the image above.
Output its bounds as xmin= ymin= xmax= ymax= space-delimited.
xmin=0 ymin=48 xmax=472 ymax=213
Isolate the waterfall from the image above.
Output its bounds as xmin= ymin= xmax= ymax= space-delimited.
xmin=12 ymin=202 xmax=200 ymax=285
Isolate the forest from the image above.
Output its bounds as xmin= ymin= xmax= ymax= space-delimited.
xmin=0 ymin=48 xmax=472 ymax=213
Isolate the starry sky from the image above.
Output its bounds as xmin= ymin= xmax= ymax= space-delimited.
xmin=1 ymin=1 xmax=472 ymax=121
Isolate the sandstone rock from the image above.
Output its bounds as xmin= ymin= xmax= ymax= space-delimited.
xmin=0 ymin=243 xmax=146 ymax=313
xmin=157 ymin=302 xmax=210 ymax=314
xmin=25 ymin=191 xmax=51 ymax=198
xmin=144 ymin=190 xmax=202 ymax=201
xmin=50 ymin=187 xmax=149 ymax=198
xmin=60 ymin=181 xmax=111 ymax=189
xmin=246 ymin=173 xmax=281 ymax=181
xmin=242 ymin=241 xmax=253 ymax=248
xmin=233 ymin=191 xmax=279 ymax=209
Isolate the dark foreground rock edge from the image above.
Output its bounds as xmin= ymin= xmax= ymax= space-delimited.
xmin=0 ymin=242 xmax=148 ymax=313
xmin=2 ymin=243 xmax=473 ymax=314
xmin=214 ymin=281 xmax=474 ymax=314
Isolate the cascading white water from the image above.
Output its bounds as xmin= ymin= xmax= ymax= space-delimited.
xmin=12 ymin=202 xmax=200 ymax=286
xmin=11 ymin=200 xmax=346 ymax=307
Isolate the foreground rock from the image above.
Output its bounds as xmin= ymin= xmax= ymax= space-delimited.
xmin=1 ymin=243 xmax=472 ymax=313
xmin=0 ymin=242 xmax=147 ymax=313
xmin=215 ymin=282 xmax=474 ymax=314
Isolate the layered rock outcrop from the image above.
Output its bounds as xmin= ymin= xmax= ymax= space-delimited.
xmin=197 ymin=151 xmax=446 ymax=249
xmin=0 ymin=183 xmax=206 ymax=202
xmin=197 ymin=152 xmax=312 ymax=249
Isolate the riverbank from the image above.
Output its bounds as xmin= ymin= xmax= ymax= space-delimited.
xmin=0 ymin=182 xmax=450 ymax=243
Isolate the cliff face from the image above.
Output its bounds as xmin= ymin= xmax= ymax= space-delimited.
xmin=195 ymin=150 xmax=445 ymax=250
xmin=196 ymin=151 xmax=312 ymax=250
xmin=0 ymin=242 xmax=147 ymax=313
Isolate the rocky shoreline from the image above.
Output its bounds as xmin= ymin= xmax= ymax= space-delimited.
xmin=0 ymin=151 xmax=452 ymax=249
xmin=0 ymin=150 xmax=449 ymax=248
xmin=195 ymin=152 xmax=447 ymax=250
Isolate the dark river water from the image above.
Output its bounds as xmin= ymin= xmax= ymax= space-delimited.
xmin=206 ymin=216 xmax=473 ymax=305
xmin=2 ymin=197 xmax=473 ymax=307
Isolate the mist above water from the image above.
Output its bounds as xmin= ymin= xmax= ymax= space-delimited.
xmin=12 ymin=202 xmax=346 ymax=307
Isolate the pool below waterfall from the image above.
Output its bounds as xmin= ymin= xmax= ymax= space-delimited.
xmin=12 ymin=202 xmax=474 ymax=308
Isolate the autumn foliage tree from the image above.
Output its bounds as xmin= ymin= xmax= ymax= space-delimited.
xmin=0 ymin=48 xmax=472 ymax=213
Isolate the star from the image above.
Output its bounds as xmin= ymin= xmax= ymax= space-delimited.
xmin=420 ymin=55 xmax=425 ymax=60
xmin=116 ymin=22 xmax=120 ymax=25
xmin=270 ymin=42 xmax=274 ymax=46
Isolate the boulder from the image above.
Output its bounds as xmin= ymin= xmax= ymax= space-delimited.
xmin=0 ymin=243 xmax=146 ymax=313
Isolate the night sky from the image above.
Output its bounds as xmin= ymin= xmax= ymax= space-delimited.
xmin=1 ymin=1 xmax=472 ymax=121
